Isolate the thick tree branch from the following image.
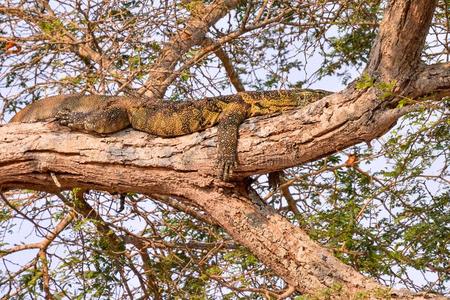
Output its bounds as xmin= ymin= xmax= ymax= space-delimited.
xmin=0 ymin=90 xmax=397 ymax=188
xmin=410 ymin=63 xmax=450 ymax=98
xmin=367 ymin=0 xmax=437 ymax=87
xmin=1 ymin=46 xmax=449 ymax=295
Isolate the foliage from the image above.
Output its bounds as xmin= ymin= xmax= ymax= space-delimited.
xmin=0 ymin=0 xmax=449 ymax=298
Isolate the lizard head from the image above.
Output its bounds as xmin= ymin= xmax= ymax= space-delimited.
xmin=241 ymin=89 xmax=330 ymax=117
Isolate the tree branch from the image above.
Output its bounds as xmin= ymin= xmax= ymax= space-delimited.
xmin=410 ymin=63 xmax=450 ymax=98
xmin=366 ymin=0 xmax=437 ymax=87
xmin=202 ymin=37 xmax=245 ymax=92
xmin=140 ymin=0 xmax=243 ymax=99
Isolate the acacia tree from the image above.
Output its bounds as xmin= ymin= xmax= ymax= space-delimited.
xmin=0 ymin=0 xmax=449 ymax=299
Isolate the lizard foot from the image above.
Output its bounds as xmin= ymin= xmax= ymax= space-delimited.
xmin=55 ymin=110 xmax=90 ymax=131
xmin=217 ymin=155 xmax=237 ymax=181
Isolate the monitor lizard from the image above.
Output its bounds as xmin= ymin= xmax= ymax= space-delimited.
xmin=10 ymin=89 xmax=331 ymax=180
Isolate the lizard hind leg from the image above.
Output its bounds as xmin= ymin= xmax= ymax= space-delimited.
xmin=56 ymin=106 xmax=130 ymax=134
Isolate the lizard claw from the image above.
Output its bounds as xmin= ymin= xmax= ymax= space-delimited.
xmin=55 ymin=110 xmax=87 ymax=130
xmin=217 ymin=156 xmax=237 ymax=181
xmin=55 ymin=109 xmax=73 ymax=126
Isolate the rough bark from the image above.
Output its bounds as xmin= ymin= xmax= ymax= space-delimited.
xmin=366 ymin=0 xmax=437 ymax=87
xmin=411 ymin=63 xmax=450 ymax=98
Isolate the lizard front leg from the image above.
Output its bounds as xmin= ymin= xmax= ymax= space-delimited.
xmin=217 ymin=102 xmax=248 ymax=181
xmin=56 ymin=106 xmax=130 ymax=134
